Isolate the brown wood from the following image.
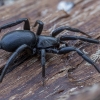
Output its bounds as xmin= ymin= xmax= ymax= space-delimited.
xmin=0 ymin=0 xmax=100 ymax=100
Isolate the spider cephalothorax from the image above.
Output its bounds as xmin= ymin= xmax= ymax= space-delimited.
xmin=0 ymin=18 xmax=100 ymax=85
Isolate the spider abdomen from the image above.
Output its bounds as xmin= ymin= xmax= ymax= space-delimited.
xmin=1 ymin=30 xmax=37 ymax=52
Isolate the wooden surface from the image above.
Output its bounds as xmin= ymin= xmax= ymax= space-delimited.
xmin=0 ymin=0 xmax=100 ymax=100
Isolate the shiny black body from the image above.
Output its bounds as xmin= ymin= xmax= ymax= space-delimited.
xmin=37 ymin=35 xmax=59 ymax=48
xmin=1 ymin=30 xmax=36 ymax=52
xmin=0 ymin=18 xmax=100 ymax=85
xmin=1 ymin=30 xmax=60 ymax=51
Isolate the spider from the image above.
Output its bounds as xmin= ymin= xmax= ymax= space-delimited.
xmin=0 ymin=18 xmax=99 ymax=85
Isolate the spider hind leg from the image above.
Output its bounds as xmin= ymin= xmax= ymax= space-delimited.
xmin=0 ymin=18 xmax=30 ymax=31
xmin=0 ymin=44 xmax=33 ymax=82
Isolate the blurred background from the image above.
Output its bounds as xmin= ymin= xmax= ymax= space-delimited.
xmin=0 ymin=0 xmax=17 ymax=6
xmin=0 ymin=0 xmax=100 ymax=100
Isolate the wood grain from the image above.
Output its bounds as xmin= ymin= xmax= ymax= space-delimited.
xmin=0 ymin=0 xmax=100 ymax=100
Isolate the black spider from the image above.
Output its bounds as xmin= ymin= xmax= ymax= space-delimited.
xmin=0 ymin=18 xmax=99 ymax=85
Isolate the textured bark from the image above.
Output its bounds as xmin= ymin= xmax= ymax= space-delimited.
xmin=0 ymin=0 xmax=100 ymax=100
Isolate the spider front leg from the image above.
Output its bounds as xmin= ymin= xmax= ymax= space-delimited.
xmin=51 ymin=26 xmax=91 ymax=37
xmin=0 ymin=44 xmax=33 ymax=82
xmin=40 ymin=49 xmax=46 ymax=85
xmin=46 ymin=47 xmax=100 ymax=73
xmin=59 ymin=35 xmax=100 ymax=44
xmin=0 ymin=18 xmax=30 ymax=31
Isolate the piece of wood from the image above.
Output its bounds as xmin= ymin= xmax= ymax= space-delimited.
xmin=0 ymin=0 xmax=100 ymax=100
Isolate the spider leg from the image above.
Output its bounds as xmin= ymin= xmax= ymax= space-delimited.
xmin=33 ymin=20 xmax=44 ymax=35
xmin=0 ymin=18 xmax=30 ymax=31
xmin=46 ymin=47 xmax=100 ymax=73
xmin=0 ymin=54 xmax=31 ymax=76
xmin=0 ymin=44 xmax=33 ymax=82
xmin=51 ymin=26 xmax=91 ymax=37
xmin=40 ymin=49 xmax=46 ymax=86
xmin=59 ymin=35 xmax=100 ymax=44
xmin=6 ymin=54 xmax=31 ymax=74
